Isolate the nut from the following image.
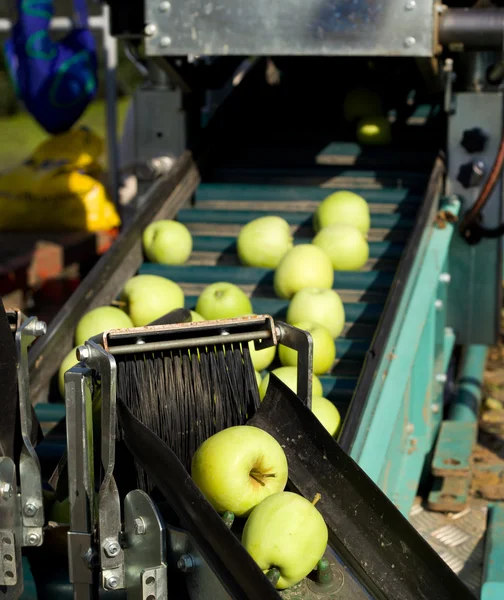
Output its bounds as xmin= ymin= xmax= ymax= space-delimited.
xmin=177 ymin=554 xmax=195 ymax=573
xmin=105 ymin=576 xmax=119 ymax=590
xmin=103 ymin=539 xmax=120 ymax=558
xmin=27 ymin=532 xmax=40 ymax=546
xmin=76 ymin=345 xmax=90 ymax=361
xmin=0 ymin=482 xmax=12 ymax=501
xmin=23 ymin=503 xmax=37 ymax=517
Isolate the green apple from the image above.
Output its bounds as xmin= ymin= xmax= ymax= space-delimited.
xmin=313 ymin=224 xmax=369 ymax=271
xmin=286 ymin=288 xmax=345 ymax=339
xmin=343 ymin=88 xmax=383 ymax=123
xmin=196 ymin=282 xmax=252 ymax=320
xmin=255 ymin=370 xmax=262 ymax=388
xmin=313 ymin=190 xmax=370 ymax=235
xmin=242 ymin=491 xmax=328 ymax=590
xmin=237 ymin=216 xmax=293 ymax=268
xmin=120 ymin=274 xmax=184 ymax=326
xmin=191 ymin=425 xmax=288 ymax=517
xmin=259 ymin=366 xmax=323 ymax=401
xmin=248 ymin=340 xmax=276 ymax=372
xmin=356 ymin=116 xmax=391 ymax=146
xmin=312 ymin=396 xmax=341 ymax=437
xmin=75 ymin=306 xmax=134 ymax=346
xmin=58 ymin=347 xmax=79 ymax=398
xmin=142 ymin=219 xmax=193 ymax=265
xmin=274 ymin=245 xmax=334 ymax=300
xmin=279 ymin=322 xmax=335 ymax=375
xmin=190 ymin=310 xmax=205 ymax=322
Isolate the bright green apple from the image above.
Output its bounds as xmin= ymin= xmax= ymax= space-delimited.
xmin=190 ymin=310 xmax=205 ymax=322
xmin=314 ymin=191 xmax=370 ymax=235
xmin=313 ymin=224 xmax=369 ymax=271
xmin=279 ymin=322 xmax=335 ymax=375
xmin=242 ymin=491 xmax=328 ymax=590
xmin=259 ymin=366 xmax=323 ymax=401
xmin=196 ymin=282 xmax=252 ymax=320
xmin=248 ymin=340 xmax=276 ymax=372
xmin=142 ymin=219 xmax=193 ymax=265
xmin=75 ymin=306 xmax=133 ymax=346
xmin=343 ymin=88 xmax=383 ymax=123
xmin=356 ymin=116 xmax=392 ymax=146
xmin=237 ymin=216 xmax=293 ymax=268
xmin=286 ymin=288 xmax=345 ymax=339
xmin=274 ymin=245 xmax=334 ymax=300
xmin=120 ymin=274 xmax=185 ymax=327
xmin=312 ymin=396 xmax=341 ymax=437
xmin=58 ymin=346 xmax=79 ymax=398
xmin=191 ymin=425 xmax=288 ymax=517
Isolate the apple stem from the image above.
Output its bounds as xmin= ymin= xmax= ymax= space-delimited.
xmin=249 ymin=469 xmax=276 ymax=487
xmin=265 ymin=568 xmax=281 ymax=587
xmin=111 ymin=300 xmax=127 ymax=308
xmin=312 ymin=493 xmax=322 ymax=506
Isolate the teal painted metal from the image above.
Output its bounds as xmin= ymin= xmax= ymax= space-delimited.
xmin=349 ymin=197 xmax=460 ymax=516
xmin=431 ymin=421 xmax=476 ymax=475
xmin=482 ymin=503 xmax=504 ymax=600
xmin=34 ymin=403 xmax=66 ymax=422
xmin=20 ymin=558 xmax=38 ymax=600
xmin=449 ymin=345 xmax=487 ymax=422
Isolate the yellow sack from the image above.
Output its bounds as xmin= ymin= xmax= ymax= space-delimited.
xmin=0 ymin=127 xmax=120 ymax=232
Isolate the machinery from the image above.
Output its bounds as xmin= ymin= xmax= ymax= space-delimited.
xmin=2 ymin=0 xmax=504 ymax=598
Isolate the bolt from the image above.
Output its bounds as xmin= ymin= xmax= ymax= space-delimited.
xmin=159 ymin=36 xmax=172 ymax=48
xmin=76 ymin=345 xmax=90 ymax=361
xmin=33 ymin=321 xmax=47 ymax=336
xmin=177 ymin=554 xmax=195 ymax=573
xmin=144 ymin=23 xmax=157 ymax=37
xmin=432 ymin=403 xmax=441 ymax=414
xmin=103 ymin=540 xmax=120 ymax=558
xmin=405 ymin=0 xmax=416 ymax=9
xmin=434 ymin=299 xmax=443 ymax=310
xmin=133 ymin=517 xmax=146 ymax=535
xmin=28 ymin=533 xmax=40 ymax=546
xmin=83 ymin=548 xmax=98 ymax=570
xmin=439 ymin=273 xmax=451 ymax=283
xmin=404 ymin=36 xmax=416 ymax=48
xmin=159 ymin=1 xmax=171 ymax=12
xmin=24 ymin=503 xmax=37 ymax=518
xmin=105 ymin=576 xmax=119 ymax=590
xmin=436 ymin=373 xmax=447 ymax=384
xmin=0 ymin=482 xmax=12 ymax=501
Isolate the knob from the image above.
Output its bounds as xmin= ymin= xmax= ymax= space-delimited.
xmin=461 ymin=127 xmax=488 ymax=153
xmin=457 ymin=160 xmax=486 ymax=189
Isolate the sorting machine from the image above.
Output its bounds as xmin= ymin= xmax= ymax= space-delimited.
xmin=3 ymin=1 xmax=504 ymax=599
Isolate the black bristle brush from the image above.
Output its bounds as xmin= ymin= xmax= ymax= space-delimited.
xmin=115 ymin=340 xmax=261 ymax=491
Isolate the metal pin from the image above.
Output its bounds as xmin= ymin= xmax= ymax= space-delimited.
xmin=404 ymin=36 xmax=416 ymax=48
xmin=159 ymin=0 xmax=171 ymax=12
xmin=144 ymin=23 xmax=157 ymax=37
xmin=159 ymin=36 xmax=172 ymax=48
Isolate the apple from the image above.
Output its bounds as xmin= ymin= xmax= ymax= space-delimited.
xmin=242 ymin=491 xmax=328 ymax=590
xmin=313 ymin=224 xmax=369 ymax=271
xmin=286 ymin=288 xmax=345 ymax=339
xmin=75 ymin=306 xmax=134 ymax=346
xmin=274 ymin=245 xmax=334 ymax=300
xmin=259 ymin=366 xmax=323 ymax=401
xmin=142 ymin=219 xmax=193 ymax=265
xmin=58 ymin=347 xmax=79 ymax=398
xmin=248 ymin=340 xmax=276 ymax=372
xmin=313 ymin=190 xmax=370 ymax=235
xmin=255 ymin=370 xmax=262 ymax=389
xmin=312 ymin=396 xmax=341 ymax=437
xmin=196 ymin=282 xmax=252 ymax=320
xmin=190 ymin=310 xmax=205 ymax=322
xmin=279 ymin=322 xmax=335 ymax=375
xmin=191 ymin=425 xmax=288 ymax=517
xmin=237 ymin=216 xmax=293 ymax=269
xmin=357 ymin=116 xmax=392 ymax=146
xmin=343 ymin=88 xmax=383 ymax=123
xmin=120 ymin=274 xmax=185 ymax=327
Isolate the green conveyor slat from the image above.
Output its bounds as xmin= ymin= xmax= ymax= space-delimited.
xmin=184 ymin=296 xmax=383 ymax=325
xmin=178 ymin=209 xmax=414 ymax=229
xmin=192 ymin=236 xmax=406 ymax=259
xmin=35 ymin=403 xmax=66 ymax=422
xmin=140 ymin=264 xmax=395 ymax=291
xmin=195 ymin=183 xmax=423 ymax=205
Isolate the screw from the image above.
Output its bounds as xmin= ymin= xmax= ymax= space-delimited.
xmin=432 ymin=403 xmax=441 ymax=413
xmin=439 ymin=273 xmax=451 ymax=283
xmin=24 ymin=503 xmax=37 ymax=517
xmin=436 ymin=373 xmax=447 ymax=384
xmin=28 ymin=533 xmax=40 ymax=546
xmin=178 ymin=554 xmax=195 ymax=573
xmin=105 ymin=577 xmax=119 ymax=590
xmin=159 ymin=36 xmax=172 ymax=48
xmin=434 ymin=299 xmax=443 ymax=310
xmin=83 ymin=548 xmax=98 ymax=570
xmin=0 ymin=482 xmax=12 ymax=501
xmin=133 ymin=517 xmax=146 ymax=535
xmin=404 ymin=36 xmax=416 ymax=48
xmin=159 ymin=1 xmax=171 ymax=12
xmin=405 ymin=0 xmax=416 ymax=9
xmin=144 ymin=23 xmax=157 ymax=37
xmin=103 ymin=540 xmax=120 ymax=558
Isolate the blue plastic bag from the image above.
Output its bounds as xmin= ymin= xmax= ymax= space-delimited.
xmin=4 ymin=0 xmax=98 ymax=135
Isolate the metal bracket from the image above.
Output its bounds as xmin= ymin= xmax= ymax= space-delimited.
xmin=276 ymin=322 xmax=313 ymax=409
xmin=123 ymin=490 xmax=167 ymax=600
xmin=14 ymin=317 xmax=46 ymax=548
xmin=0 ymin=458 xmax=20 ymax=590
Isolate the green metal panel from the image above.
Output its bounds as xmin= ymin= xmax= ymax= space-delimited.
xmin=482 ymin=503 xmax=504 ymax=599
